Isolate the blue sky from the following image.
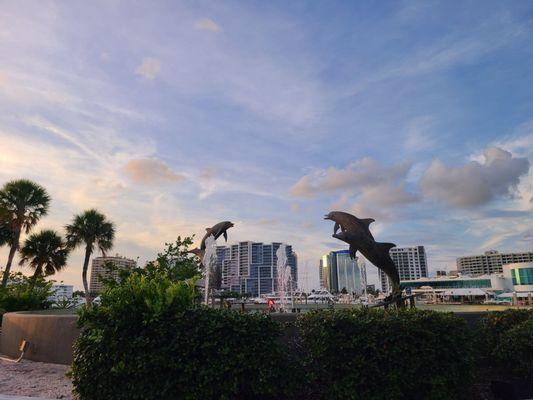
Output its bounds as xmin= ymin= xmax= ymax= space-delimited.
xmin=1 ymin=1 xmax=533 ymax=289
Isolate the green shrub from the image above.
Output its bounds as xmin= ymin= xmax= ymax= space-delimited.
xmin=477 ymin=310 xmax=533 ymax=378
xmin=494 ymin=318 xmax=533 ymax=378
xmin=477 ymin=309 xmax=533 ymax=353
xmin=71 ymin=271 xmax=289 ymax=400
xmin=0 ymin=272 xmax=53 ymax=322
xmin=296 ymin=308 xmax=475 ymax=400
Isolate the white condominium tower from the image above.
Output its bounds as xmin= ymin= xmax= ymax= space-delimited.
xmin=457 ymin=250 xmax=533 ymax=276
xmin=380 ymin=246 xmax=428 ymax=293
xmin=89 ymin=255 xmax=136 ymax=294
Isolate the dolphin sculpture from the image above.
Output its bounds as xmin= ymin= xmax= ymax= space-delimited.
xmin=324 ymin=211 xmax=375 ymax=240
xmin=332 ymin=230 xmax=400 ymax=296
xmin=188 ymin=221 xmax=234 ymax=291
xmin=326 ymin=211 xmax=403 ymax=305
xmin=200 ymin=221 xmax=234 ymax=250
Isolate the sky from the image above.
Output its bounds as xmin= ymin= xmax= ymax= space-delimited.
xmin=1 ymin=0 xmax=533 ymax=290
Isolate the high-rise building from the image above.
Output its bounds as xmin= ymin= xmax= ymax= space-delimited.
xmin=319 ymin=250 xmax=365 ymax=295
xmin=456 ymin=250 xmax=533 ymax=276
xmin=380 ymin=246 xmax=428 ymax=293
xmin=89 ymin=255 xmax=136 ymax=294
xmin=49 ymin=284 xmax=73 ymax=302
xmin=215 ymin=242 xmax=297 ymax=297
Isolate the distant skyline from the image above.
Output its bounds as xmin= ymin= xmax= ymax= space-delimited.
xmin=1 ymin=1 xmax=533 ymax=290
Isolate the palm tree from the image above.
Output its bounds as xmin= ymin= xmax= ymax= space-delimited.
xmin=0 ymin=179 xmax=50 ymax=288
xmin=65 ymin=209 xmax=115 ymax=306
xmin=19 ymin=230 xmax=69 ymax=285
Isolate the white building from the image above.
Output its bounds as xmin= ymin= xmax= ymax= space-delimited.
xmin=216 ymin=242 xmax=297 ymax=297
xmin=89 ymin=255 xmax=136 ymax=294
xmin=381 ymin=246 xmax=428 ymax=293
xmin=503 ymin=262 xmax=533 ymax=292
xmin=456 ymin=250 xmax=533 ymax=276
xmin=49 ymin=284 xmax=73 ymax=303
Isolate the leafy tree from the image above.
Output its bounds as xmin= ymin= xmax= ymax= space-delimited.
xmin=0 ymin=271 xmax=54 ymax=318
xmin=144 ymin=236 xmax=201 ymax=282
xmin=340 ymin=287 xmax=348 ymax=295
xmin=18 ymin=229 xmax=69 ymax=286
xmin=65 ymin=209 xmax=115 ymax=306
xmin=0 ymin=179 xmax=50 ymax=288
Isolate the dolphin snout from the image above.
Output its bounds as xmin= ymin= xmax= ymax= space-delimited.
xmin=324 ymin=214 xmax=331 ymax=220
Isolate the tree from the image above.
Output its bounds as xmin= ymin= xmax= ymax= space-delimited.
xmin=340 ymin=287 xmax=348 ymax=295
xmin=65 ymin=209 xmax=115 ymax=306
xmin=144 ymin=236 xmax=201 ymax=282
xmin=18 ymin=229 xmax=69 ymax=285
xmin=0 ymin=179 xmax=50 ymax=288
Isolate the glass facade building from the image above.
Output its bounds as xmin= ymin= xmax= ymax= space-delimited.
xmin=216 ymin=242 xmax=297 ymax=297
xmin=320 ymin=250 xmax=364 ymax=294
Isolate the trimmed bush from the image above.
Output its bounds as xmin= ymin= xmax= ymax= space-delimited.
xmin=478 ymin=309 xmax=533 ymax=352
xmin=71 ymin=272 xmax=289 ymax=400
xmin=296 ymin=308 xmax=475 ymax=400
xmin=478 ymin=309 xmax=533 ymax=378
xmin=494 ymin=318 xmax=533 ymax=378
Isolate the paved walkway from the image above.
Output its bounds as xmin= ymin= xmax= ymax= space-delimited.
xmin=0 ymin=358 xmax=71 ymax=399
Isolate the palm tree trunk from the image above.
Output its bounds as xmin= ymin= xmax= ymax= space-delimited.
xmin=29 ymin=264 xmax=43 ymax=290
xmin=82 ymin=245 xmax=92 ymax=307
xmin=1 ymin=228 xmax=21 ymax=288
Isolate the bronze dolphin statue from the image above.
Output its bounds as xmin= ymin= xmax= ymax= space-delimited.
xmin=324 ymin=211 xmax=375 ymax=240
xmin=332 ymin=229 xmax=400 ymax=296
xmin=200 ymin=221 xmax=234 ymax=250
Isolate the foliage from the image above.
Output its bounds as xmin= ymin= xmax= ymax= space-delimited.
xmin=145 ymin=236 xmax=201 ymax=282
xmin=98 ymin=237 xmax=201 ymax=289
xmin=71 ymin=271 xmax=289 ymax=400
xmin=18 ymin=229 xmax=69 ymax=279
xmin=0 ymin=179 xmax=51 ymax=234
xmin=0 ymin=179 xmax=51 ymax=287
xmin=65 ymin=209 xmax=115 ymax=305
xmin=296 ymin=308 xmax=475 ymax=400
xmin=494 ymin=318 xmax=533 ymax=378
xmin=0 ymin=271 xmax=54 ymax=320
xmin=477 ymin=309 xmax=533 ymax=377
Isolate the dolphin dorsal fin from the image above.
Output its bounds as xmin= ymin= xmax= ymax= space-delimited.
xmin=377 ymin=242 xmax=396 ymax=253
xmin=360 ymin=218 xmax=375 ymax=228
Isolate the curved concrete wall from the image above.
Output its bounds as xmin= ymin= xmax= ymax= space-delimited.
xmin=0 ymin=312 xmax=80 ymax=365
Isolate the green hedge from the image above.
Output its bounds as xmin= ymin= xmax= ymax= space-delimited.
xmin=71 ymin=272 xmax=532 ymax=400
xmin=296 ymin=308 xmax=475 ymax=400
xmin=71 ymin=273 xmax=290 ymax=400
xmin=478 ymin=309 xmax=533 ymax=378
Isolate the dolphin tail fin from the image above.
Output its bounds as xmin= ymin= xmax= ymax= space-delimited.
xmin=205 ymin=228 xmax=211 ymax=231
xmin=360 ymin=218 xmax=375 ymax=228
xmin=376 ymin=242 xmax=396 ymax=254
xmin=349 ymin=245 xmax=357 ymax=260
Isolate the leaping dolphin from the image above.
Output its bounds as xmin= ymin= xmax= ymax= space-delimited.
xmin=324 ymin=211 xmax=375 ymax=240
xmin=332 ymin=229 xmax=400 ymax=296
xmin=200 ymin=221 xmax=234 ymax=250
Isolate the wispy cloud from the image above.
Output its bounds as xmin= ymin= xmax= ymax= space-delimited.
xmin=135 ymin=57 xmax=161 ymax=80
xmin=194 ymin=18 xmax=221 ymax=32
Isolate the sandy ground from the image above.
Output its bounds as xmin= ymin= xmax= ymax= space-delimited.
xmin=0 ymin=359 xmax=72 ymax=399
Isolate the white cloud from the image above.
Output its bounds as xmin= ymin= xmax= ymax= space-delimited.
xmin=124 ymin=158 xmax=185 ymax=184
xmin=135 ymin=57 xmax=161 ymax=80
xmin=194 ymin=18 xmax=221 ymax=32
xmin=420 ymin=147 xmax=530 ymax=208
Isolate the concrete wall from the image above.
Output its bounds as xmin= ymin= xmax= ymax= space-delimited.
xmin=0 ymin=312 xmax=80 ymax=365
